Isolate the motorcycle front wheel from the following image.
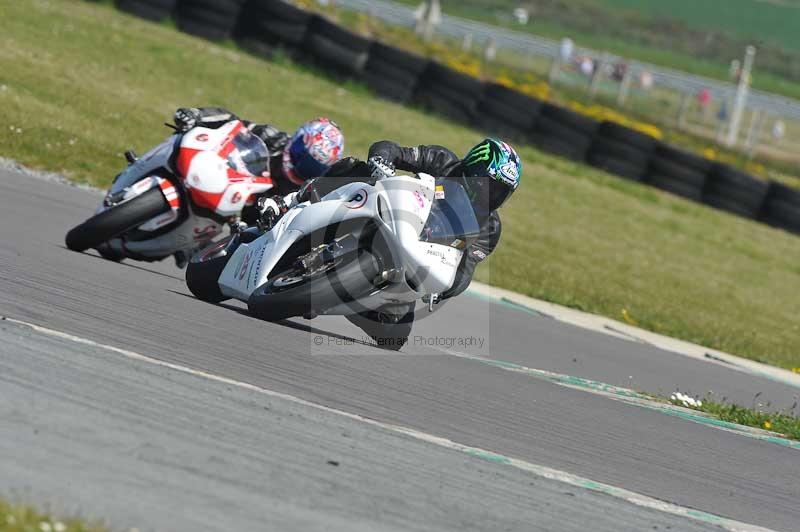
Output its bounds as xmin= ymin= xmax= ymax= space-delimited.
xmin=65 ymin=187 xmax=169 ymax=252
xmin=247 ymin=251 xmax=380 ymax=322
xmin=185 ymin=236 xmax=234 ymax=303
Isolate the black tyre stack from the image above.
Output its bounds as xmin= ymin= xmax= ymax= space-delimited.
xmin=413 ymin=61 xmax=485 ymax=123
xmin=473 ymin=83 xmax=542 ymax=140
xmin=116 ymin=0 xmax=177 ymax=21
xmin=175 ymin=0 xmax=245 ymax=41
xmin=760 ymin=182 xmax=800 ymax=234
xmin=363 ymin=42 xmax=429 ymax=103
xmin=529 ymin=104 xmax=598 ymax=161
xmin=644 ymin=143 xmax=711 ymax=201
xmin=304 ymin=16 xmax=372 ymax=78
xmin=235 ymin=0 xmax=312 ymax=56
xmin=703 ymin=164 xmax=770 ymax=219
xmin=587 ymin=122 xmax=656 ymax=181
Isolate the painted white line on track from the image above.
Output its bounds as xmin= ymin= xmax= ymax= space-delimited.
xmin=3 ymin=316 xmax=776 ymax=532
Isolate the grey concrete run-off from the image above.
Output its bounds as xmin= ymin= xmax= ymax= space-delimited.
xmin=1 ymin=168 xmax=799 ymax=530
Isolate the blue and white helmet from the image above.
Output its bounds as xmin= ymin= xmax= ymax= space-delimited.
xmin=282 ymin=118 xmax=344 ymax=185
xmin=462 ymin=139 xmax=522 ymax=210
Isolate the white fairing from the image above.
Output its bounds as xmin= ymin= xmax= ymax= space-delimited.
xmin=218 ymin=174 xmax=464 ymax=310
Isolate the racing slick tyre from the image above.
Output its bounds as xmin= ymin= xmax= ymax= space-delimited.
xmin=185 ymin=237 xmax=235 ymax=303
xmin=247 ymin=251 xmax=380 ymax=322
xmin=65 ymin=187 xmax=169 ymax=253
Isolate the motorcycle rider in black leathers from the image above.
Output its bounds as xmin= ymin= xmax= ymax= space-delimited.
xmin=267 ymin=138 xmax=522 ymax=349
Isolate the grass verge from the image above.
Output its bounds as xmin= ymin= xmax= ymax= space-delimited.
xmin=668 ymin=393 xmax=800 ymax=441
xmin=0 ymin=499 xmax=106 ymax=532
xmin=2 ymin=0 xmax=799 ymax=368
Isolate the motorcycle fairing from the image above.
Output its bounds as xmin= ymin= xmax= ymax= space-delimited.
xmin=218 ymin=175 xmax=467 ymax=309
xmin=177 ymin=122 xmax=274 ymax=217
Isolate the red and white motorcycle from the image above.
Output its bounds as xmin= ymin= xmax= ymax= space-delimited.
xmin=65 ymin=120 xmax=275 ymax=265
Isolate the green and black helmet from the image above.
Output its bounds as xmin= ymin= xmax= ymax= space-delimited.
xmin=461 ymin=139 xmax=522 ymax=211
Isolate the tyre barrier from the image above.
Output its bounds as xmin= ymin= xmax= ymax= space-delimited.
xmin=116 ymin=0 xmax=177 ymax=21
xmin=587 ymin=122 xmax=656 ymax=182
xmin=363 ymin=42 xmax=428 ymax=103
xmin=304 ymin=16 xmax=372 ymax=78
xmin=474 ymin=83 xmax=542 ymax=140
xmin=644 ymin=143 xmax=711 ymax=202
xmin=760 ymin=183 xmax=800 ymax=234
xmin=175 ymin=0 xmax=245 ymax=41
xmin=413 ymin=61 xmax=486 ymax=124
xmin=528 ymin=104 xmax=597 ymax=162
xmin=704 ymin=164 xmax=770 ymax=219
xmin=97 ymin=0 xmax=800 ymax=236
xmin=235 ymin=0 xmax=312 ymax=56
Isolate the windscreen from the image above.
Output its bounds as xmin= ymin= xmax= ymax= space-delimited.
xmin=228 ymin=130 xmax=270 ymax=177
xmin=420 ymin=179 xmax=481 ymax=247
xmin=110 ymin=134 xmax=178 ymax=195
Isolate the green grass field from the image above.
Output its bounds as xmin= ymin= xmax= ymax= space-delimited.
xmin=599 ymin=0 xmax=800 ymax=51
xmin=3 ymin=0 xmax=799 ymax=368
xmin=0 ymin=498 xmax=106 ymax=532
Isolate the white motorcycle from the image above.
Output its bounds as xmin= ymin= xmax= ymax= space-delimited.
xmin=65 ymin=120 xmax=275 ymax=264
xmin=185 ymin=173 xmax=483 ymax=346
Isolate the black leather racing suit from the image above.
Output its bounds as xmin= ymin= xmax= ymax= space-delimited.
xmin=303 ymin=141 xmax=504 ymax=348
xmin=367 ymin=141 xmax=502 ymax=301
xmin=177 ymin=107 xmax=299 ymax=196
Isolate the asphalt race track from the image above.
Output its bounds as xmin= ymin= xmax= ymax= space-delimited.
xmin=2 ymin=168 xmax=799 ymax=531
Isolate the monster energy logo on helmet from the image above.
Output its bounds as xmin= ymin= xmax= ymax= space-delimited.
xmin=464 ymin=139 xmax=522 ymax=189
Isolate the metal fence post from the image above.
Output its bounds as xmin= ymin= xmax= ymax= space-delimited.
xmin=725 ymin=45 xmax=756 ymax=148
xmin=589 ymin=53 xmax=608 ymax=98
xmin=617 ymin=67 xmax=633 ymax=107
xmin=745 ymin=110 xmax=765 ymax=158
xmin=676 ymin=92 xmax=691 ymax=129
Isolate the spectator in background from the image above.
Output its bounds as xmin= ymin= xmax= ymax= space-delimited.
xmin=579 ymin=56 xmax=594 ymax=77
xmin=772 ymin=120 xmax=786 ymax=142
xmin=639 ymin=70 xmax=653 ymax=90
xmin=612 ymin=62 xmax=628 ymax=82
xmin=697 ymin=88 xmax=712 ymax=123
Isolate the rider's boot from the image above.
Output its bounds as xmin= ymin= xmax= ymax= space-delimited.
xmin=173 ymin=250 xmax=190 ymax=269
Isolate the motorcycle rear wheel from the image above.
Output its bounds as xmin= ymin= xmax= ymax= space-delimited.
xmin=65 ymin=187 xmax=169 ymax=252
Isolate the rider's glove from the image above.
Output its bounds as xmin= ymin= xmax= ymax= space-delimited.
xmin=256 ymin=195 xmax=289 ymax=231
xmin=174 ymin=107 xmax=201 ymax=132
xmin=368 ymin=156 xmax=396 ymax=180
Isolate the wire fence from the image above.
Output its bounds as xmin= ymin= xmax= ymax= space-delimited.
xmin=333 ymin=0 xmax=800 ymax=156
